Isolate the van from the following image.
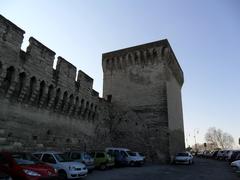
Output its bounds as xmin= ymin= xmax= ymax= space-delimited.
xmin=105 ymin=147 xmax=144 ymax=166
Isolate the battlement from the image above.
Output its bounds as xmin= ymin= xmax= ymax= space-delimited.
xmin=0 ymin=15 xmax=99 ymax=120
xmin=77 ymin=70 xmax=93 ymax=90
xmin=27 ymin=37 xmax=56 ymax=61
xmin=0 ymin=15 xmax=25 ymax=51
xmin=102 ymin=39 xmax=183 ymax=86
xmin=25 ymin=37 xmax=56 ymax=76
xmin=55 ymin=56 xmax=77 ymax=88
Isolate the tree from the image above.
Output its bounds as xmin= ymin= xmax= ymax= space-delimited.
xmin=205 ymin=127 xmax=235 ymax=149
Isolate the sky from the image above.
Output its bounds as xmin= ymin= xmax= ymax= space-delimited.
xmin=1 ymin=0 xmax=239 ymax=148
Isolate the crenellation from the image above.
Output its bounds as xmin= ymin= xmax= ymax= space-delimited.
xmin=55 ymin=56 xmax=77 ymax=88
xmin=0 ymin=15 xmax=25 ymax=52
xmin=77 ymin=70 xmax=93 ymax=91
xmin=27 ymin=37 xmax=55 ymax=61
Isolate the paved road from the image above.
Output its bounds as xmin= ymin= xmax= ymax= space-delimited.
xmin=85 ymin=158 xmax=239 ymax=180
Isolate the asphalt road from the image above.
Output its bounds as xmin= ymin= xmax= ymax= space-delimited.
xmin=85 ymin=157 xmax=239 ymax=180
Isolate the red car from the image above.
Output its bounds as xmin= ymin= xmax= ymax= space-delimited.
xmin=0 ymin=152 xmax=59 ymax=180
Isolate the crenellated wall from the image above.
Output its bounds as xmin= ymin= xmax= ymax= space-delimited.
xmin=0 ymin=14 xmax=106 ymax=151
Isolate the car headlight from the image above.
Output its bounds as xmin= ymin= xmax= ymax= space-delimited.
xmin=23 ymin=169 xmax=41 ymax=176
xmin=47 ymin=170 xmax=56 ymax=176
xmin=69 ymin=166 xmax=77 ymax=171
xmin=54 ymin=168 xmax=58 ymax=173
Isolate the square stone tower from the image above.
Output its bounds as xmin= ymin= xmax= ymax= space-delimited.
xmin=102 ymin=39 xmax=185 ymax=162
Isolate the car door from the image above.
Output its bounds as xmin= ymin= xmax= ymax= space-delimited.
xmin=41 ymin=154 xmax=60 ymax=170
xmin=95 ymin=152 xmax=106 ymax=166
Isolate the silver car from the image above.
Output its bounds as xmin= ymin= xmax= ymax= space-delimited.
xmin=33 ymin=151 xmax=88 ymax=179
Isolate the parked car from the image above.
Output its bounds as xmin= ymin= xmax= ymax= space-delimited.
xmin=227 ymin=150 xmax=240 ymax=163
xmin=210 ymin=150 xmax=219 ymax=159
xmin=133 ymin=152 xmax=145 ymax=162
xmin=222 ymin=150 xmax=231 ymax=160
xmin=106 ymin=148 xmax=144 ymax=166
xmin=66 ymin=151 xmax=95 ymax=172
xmin=174 ymin=152 xmax=193 ymax=165
xmin=89 ymin=151 xmax=115 ymax=170
xmin=202 ymin=150 xmax=210 ymax=158
xmin=33 ymin=151 xmax=88 ymax=179
xmin=216 ymin=150 xmax=225 ymax=160
xmin=196 ymin=151 xmax=204 ymax=157
xmin=0 ymin=152 xmax=58 ymax=180
xmin=109 ymin=150 xmax=128 ymax=167
xmin=231 ymin=160 xmax=240 ymax=172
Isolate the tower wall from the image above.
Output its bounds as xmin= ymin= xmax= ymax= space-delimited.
xmin=102 ymin=40 xmax=185 ymax=162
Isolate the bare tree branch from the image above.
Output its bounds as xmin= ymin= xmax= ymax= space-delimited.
xmin=204 ymin=127 xmax=235 ymax=149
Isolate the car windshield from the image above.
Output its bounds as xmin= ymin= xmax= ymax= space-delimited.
xmin=12 ymin=153 xmax=40 ymax=165
xmin=127 ymin=151 xmax=136 ymax=156
xmin=54 ymin=153 xmax=71 ymax=162
xmin=176 ymin=153 xmax=189 ymax=156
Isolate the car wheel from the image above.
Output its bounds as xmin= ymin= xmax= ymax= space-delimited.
xmin=130 ymin=161 xmax=135 ymax=166
xmin=100 ymin=163 xmax=106 ymax=170
xmin=58 ymin=170 xmax=67 ymax=179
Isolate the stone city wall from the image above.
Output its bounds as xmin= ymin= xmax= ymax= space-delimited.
xmin=0 ymin=14 xmax=110 ymax=151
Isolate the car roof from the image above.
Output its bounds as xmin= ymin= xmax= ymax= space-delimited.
xmin=89 ymin=150 xmax=106 ymax=153
xmin=33 ymin=151 xmax=63 ymax=154
xmin=106 ymin=147 xmax=130 ymax=151
xmin=67 ymin=151 xmax=86 ymax=153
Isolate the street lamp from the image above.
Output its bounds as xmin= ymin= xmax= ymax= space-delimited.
xmin=194 ymin=129 xmax=199 ymax=151
xmin=186 ymin=133 xmax=191 ymax=148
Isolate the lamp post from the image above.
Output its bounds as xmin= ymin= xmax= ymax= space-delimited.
xmin=194 ymin=129 xmax=199 ymax=151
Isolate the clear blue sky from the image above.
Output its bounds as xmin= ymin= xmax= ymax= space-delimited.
xmin=1 ymin=0 xmax=239 ymax=148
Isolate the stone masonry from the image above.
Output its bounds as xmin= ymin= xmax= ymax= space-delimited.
xmin=0 ymin=14 xmax=184 ymax=163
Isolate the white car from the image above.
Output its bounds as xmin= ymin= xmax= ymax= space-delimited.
xmin=106 ymin=147 xmax=144 ymax=166
xmin=174 ymin=152 xmax=193 ymax=165
xmin=33 ymin=151 xmax=88 ymax=179
xmin=132 ymin=152 xmax=145 ymax=164
xmin=231 ymin=160 xmax=240 ymax=172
